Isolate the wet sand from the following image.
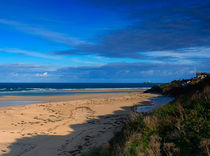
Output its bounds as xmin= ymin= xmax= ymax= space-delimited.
xmin=0 ymin=89 xmax=144 ymax=103
xmin=58 ymin=88 xmax=145 ymax=92
xmin=0 ymin=90 xmax=157 ymax=156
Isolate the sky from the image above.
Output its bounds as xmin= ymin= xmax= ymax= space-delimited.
xmin=0 ymin=0 xmax=209 ymax=82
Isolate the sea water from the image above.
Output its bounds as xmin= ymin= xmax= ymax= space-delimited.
xmin=136 ymin=96 xmax=175 ymax=113
xmin=0 ymin=83 xmax=157 ymax=96
xmin=0 ymin=83 xmax=158 ymax=106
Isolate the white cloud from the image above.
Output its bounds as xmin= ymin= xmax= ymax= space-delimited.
xmin=36 ymin=72 xmax=48 ymax=77
xmin=147 ymin=47 xmax=210 ymax=58
xmin=140 ymin=70 xmax=154 ymax=75
xmin=0 ymin=19 xmax=88 ymax=47
xmin=142 ymin=46 xmax=210 ymax=64
xmin=0 ymin=48 xmax=57 ymax=59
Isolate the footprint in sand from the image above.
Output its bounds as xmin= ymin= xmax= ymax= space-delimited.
xmin=71 ymin=107 xmax=94 ymax=120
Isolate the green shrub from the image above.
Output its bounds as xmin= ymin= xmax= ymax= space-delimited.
xmin=81 ymin=147 xmax=107 ymax=156
xmin=82 ymin=75 xmax=210 ymax=156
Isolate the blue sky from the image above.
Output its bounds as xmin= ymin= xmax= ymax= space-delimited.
xmin=0 ymin=0 xmax=209 ymax=82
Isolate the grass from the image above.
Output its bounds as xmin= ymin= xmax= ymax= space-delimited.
xmin=82 ymin=74 xmax=210 ymax=156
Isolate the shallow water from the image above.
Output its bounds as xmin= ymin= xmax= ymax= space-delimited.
xmin=136 ymin=96 xmax=175 ymax=113
xmin=0 ymin=101 xmax=46 ymax=107
xmin=0 ymin=90 xmax=144 ymax=97
xmin=0 ymin=90 xmax=145 ymax=107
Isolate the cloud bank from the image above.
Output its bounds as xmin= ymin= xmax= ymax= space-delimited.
xmin=52 ymin=0 xmax=210 ymax=61
xmin=0 ymin=62 xmax=209 ymax=82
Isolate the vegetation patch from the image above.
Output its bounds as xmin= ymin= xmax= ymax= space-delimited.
xmin=82 ymin=73 xmax=210 ymax=156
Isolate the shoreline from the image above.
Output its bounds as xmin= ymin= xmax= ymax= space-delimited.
xmin=57 ymin=88 xmax=146 ymax=92
xmin=0 ymin=90 xmax=158 ymax=155
xmin=0 ymin=89 xmax=146 ymax=107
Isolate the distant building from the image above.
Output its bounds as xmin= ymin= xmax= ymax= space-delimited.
xmin=196 ymin=72 xmax=208 ymax=79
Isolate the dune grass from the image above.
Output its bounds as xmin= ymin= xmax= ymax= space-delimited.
xmin=82 ymin=75 xmax=210 ymax=156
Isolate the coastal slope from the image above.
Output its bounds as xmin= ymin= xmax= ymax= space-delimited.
xmin=83 ymin=74 xmax=210 ymax=156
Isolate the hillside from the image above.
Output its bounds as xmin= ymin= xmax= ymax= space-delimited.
xmin=82 ymin=73 xmax=210 ymax=156
xmin=146 ymin=73 xmax=210 ymax=97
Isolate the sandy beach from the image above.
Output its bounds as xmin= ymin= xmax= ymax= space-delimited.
xmin=0 ymin=90 xmax=157 ymax=156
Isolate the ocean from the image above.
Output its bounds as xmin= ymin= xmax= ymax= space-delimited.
xmin=0 ymin=83 xmax=157 ymax=96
